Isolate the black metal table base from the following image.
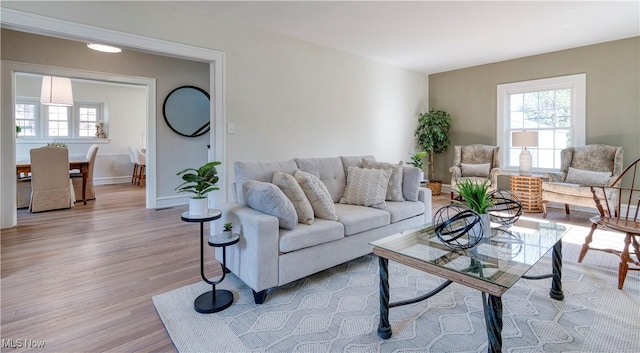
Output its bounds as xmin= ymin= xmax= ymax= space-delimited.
xmin=194 ymin=289 xmax=234 ymax=313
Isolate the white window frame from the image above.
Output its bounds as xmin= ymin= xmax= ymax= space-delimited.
xmin=496 ymin=73 xmax=586 ymax=173
xmin=75 ymin=103 xmax=104 ymax=139
xmin=15 ymin=97 xmax=40 ymax=139
xmin=45 ymin=105 xmax=71 ymax=138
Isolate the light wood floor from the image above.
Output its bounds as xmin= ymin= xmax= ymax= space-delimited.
xmin=1 ymin=184 xmax=633 ymax=352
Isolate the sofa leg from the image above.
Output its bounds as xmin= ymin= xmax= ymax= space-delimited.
xmin=542 ymin=201 xmax=548 ymax=218
xmin=253 ymin=289 xmax=268 ymax=304
xmin=564 ymin=204 xmax=570 ymax=215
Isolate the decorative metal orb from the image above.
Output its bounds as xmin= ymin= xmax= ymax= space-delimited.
xmin=489 ymin=228 xmax=523 ymax=258
xmin=488 ymin=189 xmax=523 ymax=226
xmin=433 ymin=204 xmax=485 ymax=249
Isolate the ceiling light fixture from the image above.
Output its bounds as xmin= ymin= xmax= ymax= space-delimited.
xmin=40 ymin=76 xmax=74 ymax=106
xmin=87 ymin=43 xmax=122 ymax=53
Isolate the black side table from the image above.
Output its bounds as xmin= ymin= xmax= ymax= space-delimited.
xmin=181 ymin=210 xmax=239 ymax=313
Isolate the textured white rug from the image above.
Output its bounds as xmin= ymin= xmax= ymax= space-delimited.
xmin=153 ymin=254 xmax=639 ymax=353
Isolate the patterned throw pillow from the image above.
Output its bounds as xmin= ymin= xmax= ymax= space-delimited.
xmin=243 ymin=180 xmax=298 ymax=230
xmin=461 ymin=163 xmax=491 ymax=177
xmin=272 ymin=171 xmax=314 ymax=225
xmin=340 ymin=167 xmax=392 ymax=209
xmin=565 ymin=167 xmax=612 ymax=186
xmin=294 ymin=170 xmax=338 ymax=221
xmin=362 ymin=159 xmax=405 ymax=201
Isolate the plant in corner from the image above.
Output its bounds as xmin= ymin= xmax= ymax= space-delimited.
xmin=176 ymin=161 xmax=221 ymax=216
xmin=415 ymin=109 xmax=452 ymax=195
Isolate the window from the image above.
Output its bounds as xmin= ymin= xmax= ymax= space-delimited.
xmin=15 ymin=99 xmax=105 ymax=140
xmin=497 ymin=74 xmax=586 ymax=172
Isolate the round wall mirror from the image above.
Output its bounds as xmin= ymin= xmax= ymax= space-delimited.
xmin=163 ymin=86 xmax=210 ymax=137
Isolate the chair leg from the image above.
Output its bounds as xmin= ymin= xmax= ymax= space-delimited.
xmin=578 ymin=222 xmax=598 ymax=263
xmin=618 ymin=234 xmax=632 ymax=289
xmin=138 ymin=165 xmax=146 ymax=187
xmin=542 ymin=201 xmax=548 ymax=218
xmin=132 ymin=164 xmax=139 ymax=184
xmin=564 ymin=204 xmax=570 ymax=215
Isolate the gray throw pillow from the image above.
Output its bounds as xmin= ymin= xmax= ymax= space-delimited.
xmin=362 ymin=159 xmax=404 ymax=201
xmin=242 ymin=180 xmax=298 ymax=230
xmin=340 ymin=167 xmax=392 ymax=209
xmin=564 ymin=167 xmax=612 ymax=186
xmin=461 ymin=163 xmax=491 ymax=177
xmin=272 ymin=171 xmax=314 ymax=225
xmin=402 ymin=166 xmax=421 ymax=201
xmin=294 ymin=170 xmax=338 ymax=221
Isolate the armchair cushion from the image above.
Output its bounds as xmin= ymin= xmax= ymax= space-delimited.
xmin=461 ymin=163 xmax=491 ymax=177
xmin=564 ymin=167 xmax=611 ymax=186
xmin=339 ymin=167 xmax=392 ymax=209
xmin=243 ymin=180 xmax=298 ymax=230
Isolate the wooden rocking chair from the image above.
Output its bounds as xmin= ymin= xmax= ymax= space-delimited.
xmin=578 ymin=158 xmax=640 ymax=289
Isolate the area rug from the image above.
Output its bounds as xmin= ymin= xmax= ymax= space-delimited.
xmin=153 ymin=254 xmax=639 ymax=353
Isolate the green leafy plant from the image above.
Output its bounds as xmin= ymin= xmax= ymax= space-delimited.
xmin=454 ymin=179 xmax=493 ymax=214
xmin=223 ymin=222 xmax=233 ymax=232
xmin=16 ymin=125 xmax=22 ymax=133
xmin=408 ymin=151 xmax=428 ymax=169
xmin=47 ymin=141 xmax=68 ymax=148
xmin=415 ymin=109 xmax=452 ymax=181
xmin=175 ymin=161 xmax=221 ymax=199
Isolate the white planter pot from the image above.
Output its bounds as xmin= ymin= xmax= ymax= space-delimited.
xmin=222 ymin=230 xmax=233 ymax=239
xmin=189 ymin=198 xmax=209 ymax=216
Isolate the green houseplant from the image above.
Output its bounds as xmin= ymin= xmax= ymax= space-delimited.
xmin=415 ymin=109 xmax=452 ymax=195
xmin=454 ymin=179 xmax=493 ymax=238
xmin=176 ymin=161 xmax=221 ymax=215
xmin=223 ymin=222 xmax=233 ymax=238
xmin=408 ymin=151 xmax=428 ymax=181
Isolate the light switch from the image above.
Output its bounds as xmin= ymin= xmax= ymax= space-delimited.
xmin=227 ymin=122 xmax=235 ymax=134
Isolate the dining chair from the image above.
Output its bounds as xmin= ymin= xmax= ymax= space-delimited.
xmin=29 ymin=146 xmax=76 ymax=212
xmin=71 ymin=144 xmax=99 ymax=201
xmin=128 ymin=147 xmax=140 ymax=185
xmin=579 ymin=157 xmax=640 ymax=289
xmin=17 ymin=178 xmax=31 ymax=209
xmin=133 ymin=147 xmax=146 ymax=187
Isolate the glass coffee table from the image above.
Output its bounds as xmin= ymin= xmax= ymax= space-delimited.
xmin=370 ymin=218 xmax=570 ymax=353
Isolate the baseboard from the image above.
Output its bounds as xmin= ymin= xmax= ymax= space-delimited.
xmin=94 ymin=176 xmax=132 ymax=185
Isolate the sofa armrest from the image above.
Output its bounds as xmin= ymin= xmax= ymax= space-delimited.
xmin=418 ymin=187 xmax=432 ymax=224
xmin=215 ymin=202 xmax=280 ymax=293
xmin=489 ymin=168 xmax=501 ymax=189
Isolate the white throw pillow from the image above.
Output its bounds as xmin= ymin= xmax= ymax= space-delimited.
xmin=340 ymin=167 xmax=392 ymax=209
xmin=272 ymin=171 xmax=314 ymax=225
xmin=242 ymin=180 xmax=298 ymax=230
xmin=565 ymin=167 xmax=612 ymax=186
xmin=461 ymin=163 xmax=491 ymax=177
xmin=362 ymin=159 xmax=405 ymax=201
xmin=294 ymin=170 xmax=338 ymax=221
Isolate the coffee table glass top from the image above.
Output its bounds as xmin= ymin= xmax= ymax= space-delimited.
xmin=370 ymin=219 xmax=569 ymax=290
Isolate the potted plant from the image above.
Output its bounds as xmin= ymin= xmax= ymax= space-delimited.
xmin=223 ymin=222 xmax=233 ymax=238
xmin=15 ymin=125 xmax=21 ymax=137
xmin=408 ymin=151 xmax=428 ymax=181
xmin=175 ymin=161 xmax=221 ymax=216
xmin=415 ymin=109 xmax=452 ymax=195
xmin=47 ymin=141 xmax=68 ymax=148
xmin=454 ymin=179 xmax=493 ymax=238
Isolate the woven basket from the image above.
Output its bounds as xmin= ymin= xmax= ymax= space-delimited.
xmin=427 ymin=181 xmax=443 ymax=196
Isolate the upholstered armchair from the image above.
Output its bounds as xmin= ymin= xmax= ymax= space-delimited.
xmin=449 ymin=144 xmax=501 ymax=199
xmin=541 ymin=144 xmax=624 ymax=218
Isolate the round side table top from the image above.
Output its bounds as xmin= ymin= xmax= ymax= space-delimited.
xmin=181 ymin=209 xmax=222 ymax=222
xmin=208 ymin=233 xmax=240 ymax=247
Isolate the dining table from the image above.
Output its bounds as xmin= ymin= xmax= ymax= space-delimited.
xmin=16 ymin=159 xmax=90 ymax=205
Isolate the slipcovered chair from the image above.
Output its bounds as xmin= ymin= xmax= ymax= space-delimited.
xmin=541 ymin=144 xmax=623 ymax=218
xmin=71 ymin=144 xmax=99 ymax=201
xmin=29 ymin=146 xmax=76 ymax=212
xmin=17 ymin=178 xmax=31 ymax=209
xmin=449 ymin=144 xmax=501 ymax=199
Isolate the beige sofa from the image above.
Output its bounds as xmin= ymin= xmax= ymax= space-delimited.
xmin=216 ymin=156 xmax=432 ymax=304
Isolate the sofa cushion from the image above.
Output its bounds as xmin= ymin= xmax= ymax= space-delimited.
xmin=279 ymin=219 xmax=344 ymax=253
xmin=339 ymin=155 xmax=376 ymax=178
xmin=402 ymin=166 xmax=421 ymax=201
xmin=362 ymin=159 xmax=404 ymax=201
xmin=294 ymin=170 xmax=339 ymax=221
xmin=384 ymin=200 xmax=426 ymax=223
xmin=294 ymin=157 xmax=346 ymax=202
xmin=542 ymin=181 xmax=608 ymax=199
xmin=243 ymin=180 xmax=298 ymax=230
xmin=234 ymin=160 xmax=298 ymax=204
xmin=272 ymin=171 xmax=314 ymax=225
xmin=564 ymin=167 xmax=612 ymax=186
xmin=334 ymin=203 xmax=390 ymax=236
xmin=340 ymin=167 xmax=392 ymax=209
xmin=461 ymin=163 xmax=491 ymax=177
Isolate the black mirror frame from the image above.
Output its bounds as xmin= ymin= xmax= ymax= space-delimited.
xmin=162 ymin=85 xmax=211 ymax=137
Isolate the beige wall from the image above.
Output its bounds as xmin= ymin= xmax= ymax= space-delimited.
xmin=429 ymin=37 xmax=640 ymax=183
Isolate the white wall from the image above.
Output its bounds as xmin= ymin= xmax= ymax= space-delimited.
xmin=1 ymin=1 xmax=429 ymax=201
xmin=15 ymin=74 xmax=146 ymax=184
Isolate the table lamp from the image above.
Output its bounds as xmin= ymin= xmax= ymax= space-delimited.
xmin=512 ymin=131 xmax=538 ymax=175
